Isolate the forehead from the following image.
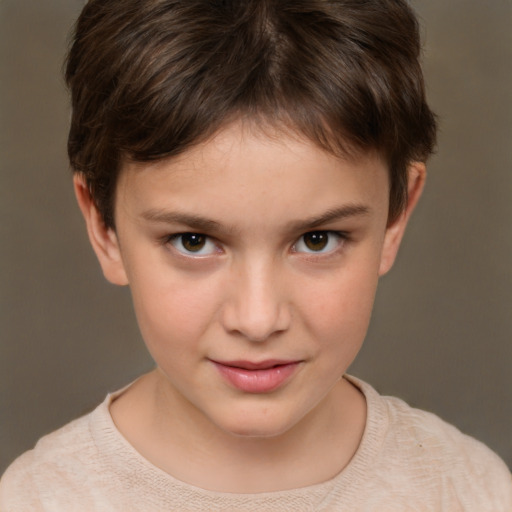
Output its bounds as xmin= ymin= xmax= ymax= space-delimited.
xmin=115 ymin=122 xmax=390 ymax=227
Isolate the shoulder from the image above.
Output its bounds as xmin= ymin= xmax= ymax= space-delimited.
xmin=357 ymin=378 xmax=512 ymax=509
xmin=383 ymin=393 xmax=508 ymax=472
xmin=0 ymin=405 xmax=103 ymax=510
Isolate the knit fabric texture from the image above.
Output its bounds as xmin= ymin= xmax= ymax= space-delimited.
xmin=1 ymin=376 xmax=511 ymax=511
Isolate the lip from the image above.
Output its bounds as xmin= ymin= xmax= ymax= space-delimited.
xmin=210 ymin=359 xmax=301 ymax=393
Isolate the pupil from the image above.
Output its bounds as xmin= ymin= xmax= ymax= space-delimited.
xmin=304 ymin=232 xmax=328 ymax=251
xmin=182 ymin=234 xmax=206 ymax=252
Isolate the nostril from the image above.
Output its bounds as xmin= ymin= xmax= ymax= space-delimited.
xmin=220 ymin=268 xmax=291 ymax=341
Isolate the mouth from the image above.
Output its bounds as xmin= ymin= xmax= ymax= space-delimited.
xmin=209 ymin=359 xmax=302 ymax=393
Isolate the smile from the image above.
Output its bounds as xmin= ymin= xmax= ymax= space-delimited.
xmin=210 ymin=359 xmax=302 ymax=393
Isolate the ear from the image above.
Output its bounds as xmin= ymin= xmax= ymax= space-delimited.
xmin=379 ymin=162 xmax=426 ymax=276
xmin=73 ymin=174 xmax=129 ymax=285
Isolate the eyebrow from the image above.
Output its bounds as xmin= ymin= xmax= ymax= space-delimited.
xmin=141 ymin=209 xmax=224 ymax=233
xmin=140 ymin=203 xmax=370 ymax=234
xmin=287 ymin=204 xmax=371 ymax=232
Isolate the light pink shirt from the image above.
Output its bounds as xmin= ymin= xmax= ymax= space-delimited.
xmin=1 ymin=376 xmax=511 ymax=511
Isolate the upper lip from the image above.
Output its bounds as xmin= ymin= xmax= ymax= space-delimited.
xmin=210 ymin=359 xmax=300 ymax=370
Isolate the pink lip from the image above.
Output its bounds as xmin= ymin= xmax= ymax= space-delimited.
xmin=210 ymin=359 xmax=301 ymax=393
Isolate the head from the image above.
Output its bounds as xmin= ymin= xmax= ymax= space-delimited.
xmin=66 ymin=0 xmax=436 ymax=229
xmin=67 ymin=0 xmax=436 ymax=438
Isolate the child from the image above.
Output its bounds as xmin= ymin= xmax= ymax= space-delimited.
xmin=1 ymin=0 xmax=511 ymax=509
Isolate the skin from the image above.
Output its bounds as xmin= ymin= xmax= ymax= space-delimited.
xmin=75 ymin=121 xmax=425 ymax=493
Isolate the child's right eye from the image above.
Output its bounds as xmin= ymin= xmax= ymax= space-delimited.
xmin=168 ymin=233 xmax=219 ymax=256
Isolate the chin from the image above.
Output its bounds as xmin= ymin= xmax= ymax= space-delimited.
xmin=214 ymin=407 xmax=299 ymax=439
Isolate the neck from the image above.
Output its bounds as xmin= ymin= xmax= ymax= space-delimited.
xmin=110 ymin=370 xmax=366 ymax=493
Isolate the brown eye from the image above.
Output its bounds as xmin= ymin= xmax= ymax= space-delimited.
xmin=294 ymin=231 xmax=344 ymax=254
xmin=170 ymin=233 xmax=217 ymax=255
xmin=181 ymin=233 xmax=206 ymax=252
xmin=303 ymin=232 xmax=329 ymax=251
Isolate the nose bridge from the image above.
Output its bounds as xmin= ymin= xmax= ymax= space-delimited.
xmin=223 ymin=254 xmax=290 ymax=341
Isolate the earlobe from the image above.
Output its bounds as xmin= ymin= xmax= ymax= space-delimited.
xmin=379 ymin=162 xmax=426 ymax=276
xmin=73 ymin=174 xmax=129 ymax=286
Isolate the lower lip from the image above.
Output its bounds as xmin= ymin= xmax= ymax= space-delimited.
xmin=212 ymin=362 xmax=300 ymax=393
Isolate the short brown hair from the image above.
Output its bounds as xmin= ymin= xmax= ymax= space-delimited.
xmin=65 ymin=0 xmax=437 ymax=228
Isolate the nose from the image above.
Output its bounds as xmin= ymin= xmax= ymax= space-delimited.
xmin=221 ymin=259 xmax=291 ymax=342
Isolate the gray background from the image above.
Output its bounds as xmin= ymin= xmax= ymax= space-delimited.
xmin=1 ymin=1 xmax=511 ymax=473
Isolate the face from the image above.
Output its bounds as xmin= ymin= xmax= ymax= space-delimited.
xmin=80 ymin=123 xmax=417 ymax=439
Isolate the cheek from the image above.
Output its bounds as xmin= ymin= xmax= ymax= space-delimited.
xmin=302 ymin=265 xmax=380 ymax=346
xmin=129 ymin=269 xmax=222 ymax=353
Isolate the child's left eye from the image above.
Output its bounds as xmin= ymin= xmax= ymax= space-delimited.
xmin=293 ymin=231 xmax=345 ymax=254
xmin=168 ymin=233 xmax=219 ymax=256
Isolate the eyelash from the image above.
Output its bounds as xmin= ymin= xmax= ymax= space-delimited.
xmin=162 ymin=230 xmax=348 ymax=258
xmin=164 ymin=232 xmax=221 ymax=257
xmin=291 ymin=231 xmax=348 ymax=255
